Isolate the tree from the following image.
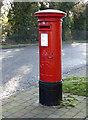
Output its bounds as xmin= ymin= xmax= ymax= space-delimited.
xmin=0 ymin=1 xmax=2 ymax=13
xmin=49 ymin=2 xmax=76 ymax=40
xmin=0 ymin=1 xmax=3 ymax=42
xmin=86 ymin=2 xmax=88 ymax=40
xmin=71 ymin=2 xmax=86 ymax=30
xmin=3 ymin=1 xmax=87 ymax=43
xmin=70 ymin=2 xmax=86 ymax=40
xmin=49 ymin=2 xmax=86 ymax=40
xmin=39 ymin=2 xmax=49 ymax=10
xmin=7 ymin=2 xmax=39 ymax=43
xmin=86 ymin=2 xmax=88 ymax=31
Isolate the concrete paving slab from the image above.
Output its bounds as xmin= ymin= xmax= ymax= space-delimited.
xmin=1 ymin=86 xmax=87 ymax=119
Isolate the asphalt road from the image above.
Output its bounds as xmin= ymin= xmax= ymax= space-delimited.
xmin=1 ymin=43 xmax=86 ymax=99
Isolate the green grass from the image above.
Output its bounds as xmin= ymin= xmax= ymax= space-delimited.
xmin=0 ymin=43 xmax=39 ymax=49
xmin=62 ymin=76 xmax=87 ymax=96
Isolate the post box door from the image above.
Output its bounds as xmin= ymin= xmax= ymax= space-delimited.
xmin=39 ymin=24 xmax=56 ymax=82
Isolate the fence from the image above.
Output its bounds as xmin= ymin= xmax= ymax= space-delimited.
xmin=62 ymin=29 xmax=87 ymax=41
xmin=71 ymin=30 xmax=87 ymax=41
xmin=2 ymin=28 xmax=87 ymax=44
xmin=3 ymin=27 xmax=39 ymax=44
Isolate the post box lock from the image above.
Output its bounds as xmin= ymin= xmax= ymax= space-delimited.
xmin=48 ymin=52 xmax=54 ymax=59
xmin=52 ymin=53 xmax=53 ymax=55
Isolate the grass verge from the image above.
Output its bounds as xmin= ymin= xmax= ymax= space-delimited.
xmin=62 ymin=76 xmax=87 ymax=96
xmin=61 ymin=76 xmax=87 ymax=107
xmin=62 ymin=40 xmax=87 ymax=43
xmin=0 ymin=43 xmax=39 ymax=49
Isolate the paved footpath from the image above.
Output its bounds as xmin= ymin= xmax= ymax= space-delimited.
xmin=1 ymin=86 xmax=87 ymax=119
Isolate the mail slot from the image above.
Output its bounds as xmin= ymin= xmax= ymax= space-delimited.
xmin=34 ymin=9 xmax=66 ymax=106
xmin=39 ymin=26 xmax=50 ymax=30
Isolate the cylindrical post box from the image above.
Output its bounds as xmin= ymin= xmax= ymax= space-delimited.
xmin=34 ymin=9 xmax=66 ymax=106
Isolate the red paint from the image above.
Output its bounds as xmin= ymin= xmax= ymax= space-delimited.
xmin=34 ymin=9 xmax=66 ymax=82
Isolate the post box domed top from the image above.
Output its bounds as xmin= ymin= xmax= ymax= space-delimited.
xmin=34 ymin=9 xmax=66 ymax=22
xmin=34 ymin=9 xmax=66 ymax=15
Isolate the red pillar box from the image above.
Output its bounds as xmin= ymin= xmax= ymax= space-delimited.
xmin=34 ymin=9 xmax=66 ymax=106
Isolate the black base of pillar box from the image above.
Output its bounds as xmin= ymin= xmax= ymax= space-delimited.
xmin=39 ymin=80 xmax=62 ymax=106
